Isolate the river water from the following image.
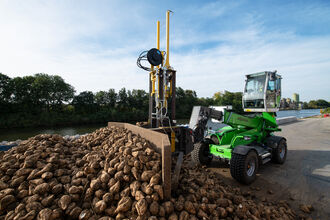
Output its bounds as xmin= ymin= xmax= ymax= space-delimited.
xmin=0 ymin=109 xmax=321 ymax=142
xmin=276 ymin=109 xmax=321 ymax=118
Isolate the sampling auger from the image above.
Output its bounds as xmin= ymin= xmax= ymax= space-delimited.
xmin=137 ymin=10 xmax=176 ymax=129
xmin=137 ymin=11 xmax=193 ymax=159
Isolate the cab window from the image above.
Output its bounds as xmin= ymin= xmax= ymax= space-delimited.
xmin=245 ymin=75 xmax=266 ymax=94
xmin=276 ymin=78 xmax=281 ymax=91
xmin=267 ymin=80 xmax=275 ymax=91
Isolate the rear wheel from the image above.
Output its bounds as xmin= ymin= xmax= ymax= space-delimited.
xmin=191 ymin=141 xmax=213 ymax=165
xmin=230 ymin=150 xmax=259 ymax=184
xmin=272 ymin=139 xmax=287 ymax=164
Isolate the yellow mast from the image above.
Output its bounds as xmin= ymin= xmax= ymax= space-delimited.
xmin=151 ymin=21 xmax=160 ymax=96
xmin=165 ymin=10 xmax=170 ymax=68
xmin=157 ymin=21 xmax=160 ymax=51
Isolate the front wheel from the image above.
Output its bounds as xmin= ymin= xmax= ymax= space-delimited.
xmin=272 ymin=139 xmax=287 ymax=164
xmin=230 ymin=150 xmax=259 ymax=184
xmin=191 ymin=142 xmax=213 ymax=165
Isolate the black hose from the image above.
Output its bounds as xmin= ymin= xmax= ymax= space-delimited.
xmin=136 ymin=50 xmax=166 ymax=72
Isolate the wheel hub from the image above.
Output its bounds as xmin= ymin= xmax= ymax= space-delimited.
xmin=247 ymin=159 xmax=256 ymax=177
xmin=279 ymin=145 xmax=285 ymax=158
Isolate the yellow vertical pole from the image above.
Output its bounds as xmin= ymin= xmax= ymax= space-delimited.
xmin=150 ymin=66 xmax=154 ymax=86
xmin=151 ymin=21 xmax=159 ymax=96
xmin=156 ymin=20 xmax=160 ymax=99
xmin=157 ymin=21 xmax=160 ymax=50
xmin=165 ymin=10 xmax=170 ymax=68
xmin=150 ymin=67 xmax=155 ymax=95
xmin=157 ymin=21 xmax=160 ymax=69
xmin=171 ymin=131 xmax=175 ymax=152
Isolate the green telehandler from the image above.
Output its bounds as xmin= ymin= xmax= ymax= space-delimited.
xmin=190 ymin=71 xmax=287 ymax=184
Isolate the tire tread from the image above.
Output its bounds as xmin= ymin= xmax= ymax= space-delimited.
xmin=191 ymin=142 xmax=212 ymax=165
xmin=230 ymin=153 xmax=246 ymax=183
xmin=230 ymin=151 xmax=258 ymax=184
xmin=272 ymin=138 xmax=287 ymax=164
xmin=191 ymin=143 xmax=202 ymax=165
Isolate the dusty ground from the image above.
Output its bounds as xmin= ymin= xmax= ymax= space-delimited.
xmin=207 ymin=117 xmax=330 ymax=219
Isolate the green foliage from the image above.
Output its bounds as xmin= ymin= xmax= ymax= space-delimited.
xmin=7 ymin=73 xmax=328 ymax=129
xmin=0 ymin=72 xmax=251 ymax=128
xmin=304 ymin=99 xmax=330 ymax=109
xmin=302 ymin=102 xmax=309 ymax=109
xmin=0 ymin=73 xmax=152 ymax=128
xmin=213 ymin=91 xmax=243 ymax=113
xmin=95 ymin=91 xmax=108 ymax=106
xmin=176 ymin=87 xmax=201 ymax=118
xmin=0 ymin=73 xmax=11 ymax=101
xmin=0 ymin=73 xmax=13 ymax=113
xmin=33 ymin=74 xmax=75 ymax=111
xmin=117 ymin=88 xmax=128 ymax=109
xmin=107 ymin=89 xmax=117 ymax=108
xmin=72 ymin=91 xmax=96 ymax=113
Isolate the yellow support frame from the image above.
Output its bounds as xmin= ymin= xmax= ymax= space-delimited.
xmin=171 ymin=130 xmax=175 ymax=152
xmin=165 ymin=10 xmax=170 ymax=68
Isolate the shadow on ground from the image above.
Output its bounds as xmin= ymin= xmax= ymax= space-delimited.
xmin=206 ymin=149 xmax=330 ymax=219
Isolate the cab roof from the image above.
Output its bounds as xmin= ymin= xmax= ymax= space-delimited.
xmin=246 ymin=71 xmax=282 ymax=79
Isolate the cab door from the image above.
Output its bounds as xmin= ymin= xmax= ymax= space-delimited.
xmin=275 ymin=77 xmax=281 ymax=108
xmin=266 ymin=76 xmax=276 ymax=109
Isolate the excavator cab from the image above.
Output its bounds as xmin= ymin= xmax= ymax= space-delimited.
xmin=243 ymin=71 xmax=282 ymax=112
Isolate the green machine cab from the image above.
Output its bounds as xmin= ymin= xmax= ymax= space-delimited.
xmin=243 ymin=71 xmax=282 ymax=112
xmin=190 ymin=71 xmax=287 ymax=184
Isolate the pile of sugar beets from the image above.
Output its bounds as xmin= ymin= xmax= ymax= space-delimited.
xmin=0 ymin=126 xmax=297 ymax=220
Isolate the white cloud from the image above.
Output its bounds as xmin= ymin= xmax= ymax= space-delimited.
xmin=172 ymin=34 xmax=330 ymax=101
xmin=0 ymin=0 xmax=329 ymax=102
xmin=0 ymin=0 xmax=151 ymax=93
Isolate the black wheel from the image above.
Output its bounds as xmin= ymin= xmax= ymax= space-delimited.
xmin=272 ymin=139 xmax=287 ymax=164
xmin=230 ymin=150 xmax=259 ymax=184
xmin=191 ymin=142 xmax=213 ymax=165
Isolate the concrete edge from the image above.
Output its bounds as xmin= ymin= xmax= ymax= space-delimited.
xmin=276 ymin=116 xmax=298 ymax=125
xmin=108 ymin=122 xmax=171 ymax=199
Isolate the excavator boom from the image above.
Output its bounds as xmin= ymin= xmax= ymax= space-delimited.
xmin=223 ymin=111 xmax=260 ymax=129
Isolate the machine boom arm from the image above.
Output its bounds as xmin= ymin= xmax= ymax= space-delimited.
xmin=223 ymin=112 xmax=260 ymax=129
xmin=189 ymin=106 xmax=223 ymax=142
xmin=189 ymin=106 xmax=280 ymax=143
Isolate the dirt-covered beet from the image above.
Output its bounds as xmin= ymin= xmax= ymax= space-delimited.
xmin=0 ymin=126 xmax=297 ymax=219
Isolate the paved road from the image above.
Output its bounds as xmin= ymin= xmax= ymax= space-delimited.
xmin=209 ymin=117 xmax=330 ymax=219
xmin=262 ymin=117 xmax=330 ymax=218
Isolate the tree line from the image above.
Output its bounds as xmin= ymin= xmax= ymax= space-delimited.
xmin=302 ymin=99 xmax=330 ymax=109
xmin=0 ymin=73 xmax=231 ymax=128
xmin=0 ymin=73 xmax=328 ymax=129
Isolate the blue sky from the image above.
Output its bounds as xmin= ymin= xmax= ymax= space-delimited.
xmin=0 ymin=0 xmax=329 ymax=101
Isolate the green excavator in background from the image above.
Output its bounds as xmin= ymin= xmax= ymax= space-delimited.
xmin=190 ymin=71 xmax=287 ymax=184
